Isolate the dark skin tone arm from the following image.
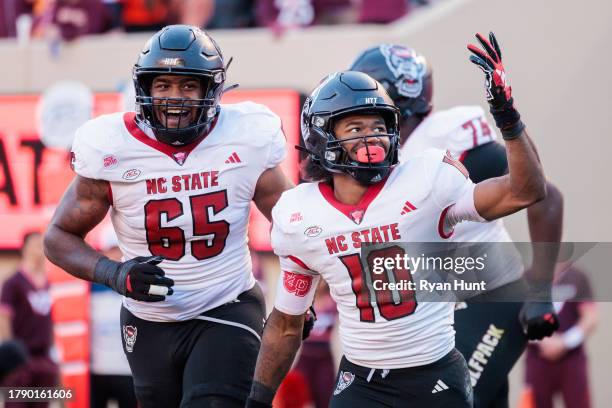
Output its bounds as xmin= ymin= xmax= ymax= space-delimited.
xmin=527 ymin=181 xmax=563 ymax=283
xmin=251 ymin=308 xmax=304 ymax=402
xmin=474 ymin=128 xmax=546 ymax=220
xmin=253 ymin=165 xmax=294 ymax=221
xmin=43 ymin=175 xmax=110 ymax=281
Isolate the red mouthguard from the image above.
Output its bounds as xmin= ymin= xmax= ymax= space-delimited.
xmin=356 ymin=145 xmax=385 ymax=163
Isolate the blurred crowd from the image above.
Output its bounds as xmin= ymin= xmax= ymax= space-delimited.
xmin=0 ymin=0 xmax=428 ymax=42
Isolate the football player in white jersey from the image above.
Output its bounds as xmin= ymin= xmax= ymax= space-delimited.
xmin=43 ymin=25 xmax=294 ymax=407
xmin=350 ymin=37 xmax=562 ymax=407
xmin=247 ymin=33 xmax=547 ymax=408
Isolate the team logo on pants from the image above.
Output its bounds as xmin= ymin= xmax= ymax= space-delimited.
xmin=123 ymin=325 xmax=137 ymax=353
xmin=333 ymin=371 xmax=355 ymax=395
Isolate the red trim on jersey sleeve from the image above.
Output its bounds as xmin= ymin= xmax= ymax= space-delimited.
xmin=318 ymin=175 xmax=389 ymax=224
xmin=442 ymin=150 xmax=469 ymax=178
xmin=458 ymin=150 xmax=468 ymax=163
xmin=122 ymin=112 xmax=218 ymax=163
xmin=288 ymin=255 xmax=311 ymax=271
xmin=438 ymin=205 xmax=455 ymax=239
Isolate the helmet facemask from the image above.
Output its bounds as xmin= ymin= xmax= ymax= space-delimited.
xmin=134 ymin=70 xmax=225 ymax=146
xmin=311 ymin=107 xmax=400 ymax=185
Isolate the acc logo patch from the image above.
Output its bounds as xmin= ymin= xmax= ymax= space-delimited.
xmin=304 ymin=226 xmax=322 ymax=237
xmin=282 ymin=271 xmax=313 ymax=297
xmin=333 ymin=371 xmax=355 ymax=396
xmin=122 ymin=169 xmax=142 ymax=180
xmin=103 ymin=154 xmax=118 ymax=169
xmin=123 ymin=325 xmax=137 ymax=353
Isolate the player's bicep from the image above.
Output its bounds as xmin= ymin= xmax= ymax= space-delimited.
xmin=473 ymin=176 xmax=523 ymax=220
xmin=253 ymin=166 xmax=294 ymax=221
xmin=50 ymin=175 xmax=111 ymax=237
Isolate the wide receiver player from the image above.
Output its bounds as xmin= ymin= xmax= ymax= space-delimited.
xmin=350 ymin=36 xmax=561 ymax=407
xmin=43 ymin=25 xmax=293 ymax=407
xmin=247 ymin=33 xmax=546 ymax=408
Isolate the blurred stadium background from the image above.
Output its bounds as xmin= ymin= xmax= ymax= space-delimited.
xmin=0 ymin=0 xmax=610 ymax=407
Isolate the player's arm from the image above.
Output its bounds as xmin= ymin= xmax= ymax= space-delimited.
xmin=527 ymin=181 xmax=563 ymax=283
xmin=467 ymin=32 xmax=546 ymax=221
xmin=519 ymin=182 xmax=563 ymax=339
xmin=462 ymin=141 xmax=563 ymax=338
xmin=472 ymin=129 xmax=545 ymax=220
xmin=253 ymin=165 xmax=294 ymax=221
xmin=44 ymin=175 xmax=173 ymax=302
xmin=44 ymin=175 xmax=110 ymax=279
xmin=247 ymin=308 xmax=304 ymax=408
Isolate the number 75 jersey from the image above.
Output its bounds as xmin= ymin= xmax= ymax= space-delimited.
xmin=271 ymin=149 xmax=474 ymax=369
xmin=71 ymin=102 xmax=286 ymax=322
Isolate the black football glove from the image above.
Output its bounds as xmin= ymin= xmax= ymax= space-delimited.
xmin=94 ymin=255 xmax=174 ymax=302
xmin=468 ymin=31 xmax=525 ymax=139
xmin=302 ymin=305 xmax=317 ymax=340
xmin=519 ymin=301 xmax=559 ymax=340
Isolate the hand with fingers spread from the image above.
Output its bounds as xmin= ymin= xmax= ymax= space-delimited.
xmin=468 ymin=31 xmax=525 ymax=139
xmin=94 ymin=255 xmax=175 ymax=302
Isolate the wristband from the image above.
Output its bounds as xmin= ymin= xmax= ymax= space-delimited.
xmin=93 ymin=256 xmax=123 ymax=292
xmin=489 ymin=98 xmax=525 ymax=140
xmin=562 ymin=326 xmax=585 ymax=349
xmin=248 ymin=381 xmax=275 ymax=406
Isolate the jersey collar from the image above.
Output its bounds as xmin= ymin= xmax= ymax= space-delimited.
xmin=123 ymin=112 xmax=218 ymax=166
xmin=318 ymin=177 xmax=389 ymax=225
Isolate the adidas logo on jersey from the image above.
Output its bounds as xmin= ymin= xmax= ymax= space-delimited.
xmin=225 ymin=152 xmax=241 ymax=164
xmin=431 ymin=379 xmax=449 ymax=393
xmin=401 ymin=200 xmax=417 ymax=215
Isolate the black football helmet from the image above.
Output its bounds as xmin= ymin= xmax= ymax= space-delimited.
xmin=301 ymin=71 xmax=401 ymax=185
xmin=349 ymin=44 xmax=432 ymax=121
xmin=133 ymin=25 xmax=226 ymax=146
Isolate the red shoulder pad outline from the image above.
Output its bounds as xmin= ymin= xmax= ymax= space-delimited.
xmin=442 ymin=150 xmax=469 ymax=178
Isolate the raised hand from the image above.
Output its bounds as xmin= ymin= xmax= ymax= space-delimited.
xmin=468 ymin=32 xmax=512 ymax=108
xmin=467 ymin=31 xmax=524 ymax=139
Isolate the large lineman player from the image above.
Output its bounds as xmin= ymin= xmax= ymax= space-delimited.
xmin=43 ymin=25 xmax=293 ymax=407
xmin=350 ymin=39 xmax=561 ymax=407
xmin=247 ymin=33 xmax=547 ymax=408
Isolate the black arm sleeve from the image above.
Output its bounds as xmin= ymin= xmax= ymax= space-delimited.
xmin=461 ymin=141 xmax=508 ymax=183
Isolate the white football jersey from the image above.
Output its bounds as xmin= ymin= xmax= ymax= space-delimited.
xmin=71 ymin=102 xmax=286 ymax=321
xmin=272 ymin=149 xmax=474 ymax=369
xmin=401 ymin=106 xmax=523 ymax=291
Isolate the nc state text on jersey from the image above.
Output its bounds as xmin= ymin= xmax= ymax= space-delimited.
xmin=325 ymin=223 xmax=401 ymax=255
xmin=146 ymin=171 xmax=219 ymax=195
